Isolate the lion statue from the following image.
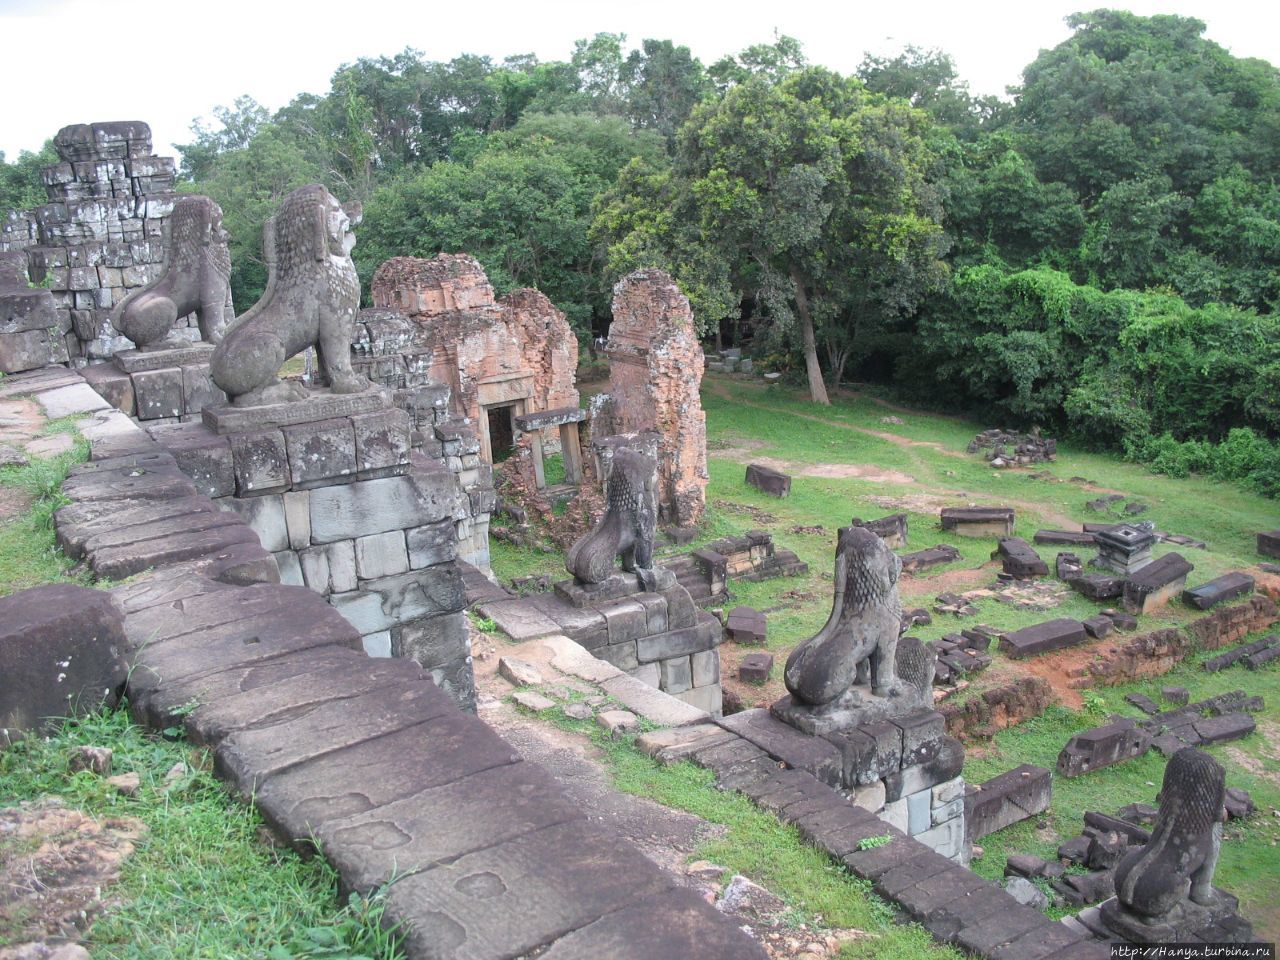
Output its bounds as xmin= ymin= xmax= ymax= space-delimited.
xmin=1113 ymin=747 xmax=1225 ymax=922
xmin=783 ymin=525 xmax=903 ymax=705
xmin=111 ymin=194 xmax=232 ymax=349
xmin=566 ymin=446 xmax=659 ymax=589
xmin=210 ymin=184 xmax=369 ymax=406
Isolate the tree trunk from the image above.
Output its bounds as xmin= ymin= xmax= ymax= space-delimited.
xmin=791 ymin=264 xmax=829 ymax=405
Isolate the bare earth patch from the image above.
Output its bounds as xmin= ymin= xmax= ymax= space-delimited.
xmin=0 ymin=798 xmax=144 ymax=953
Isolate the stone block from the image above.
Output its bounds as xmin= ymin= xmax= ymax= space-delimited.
xmin=309 ymin=472 xmax=461 ymax=543
xmin=879 ymin=797 xmax=909 ymax=833
xmin=274 ymin=550 xmax=304 ymax=586
xmin=230 ymin=429 xmax=289 ymax=496
xmin=598 ymin=641 xmax=639 ymax=672
xmin=899 ymin=544 xmax=961 ymax=573
xmin=81 ymin=361 xmax=135 ymax=414
xmin=283 ymin=491 xmax=310 ymax=550
xmin=999 ymin=618 xmax=1087 ymax=659
xmin=884 ymin=736 xmax=965 ymax=800
xmin=965 ymin=764 xmax=1052 ymax=840
xmin=891 ymin=709 xmax=946 ymax=757
xmin=351 ymin=407 xmax=411 ymax=477
xmin=1258 ymin=530 xmax=1280 ymax=559
xmin=718 ymin=708 xmax=843 ymax=787
xmin=180 ymin=363 xmax=224 ymax=415
xmin=1057 ymin=718 xmax=1151 ymax=777
xmin=940 ymin=506 xmax=1014 ymax=537
xmin=630 ymin=662 xmax=660 ymax=687
xmin=132 ymin=366 xmax=185 ymax=420
xmin=691 ymin=649 xmax=720 ymax=687
xmin=1082 ymin=615 xmax=1113 ymax=639
xmin=392 ymin=611 xmax=468 ymax=671
xmin=1123 ymin=552 xmax=1193 ymax=615
xmin=738 ymin=652 xmax=773 ymax=683
xmin=354 ymin=530 xmax=409 ymax=580
xmin=994 ymin=537 xmax=1049 ymax=578
xmin=0 ymin=584 xmax=126 ymax=744
xmin=0 ymin=288 xmax=57 ymax=334
xmin=907 ymin=789 xmax=931 ymax=834
xmin=219 ymin=494 xmax=288 ymax=553
xmin=853 ymin=780 xmax=886 ymax=812
xmin=1183 ymin=572 xmax=1254 ymax=610
xmin=299 ymin=539 xmax=357 ymax=595
xmin=725 ymin=605 xmax=766 ymax=644
xmin=599 ymin=673 xmax=709 ymax=726
xmin=145 ymin=422 xmax=234 ymax=498
xmin=282 ymin=417 xmax=357 ymax=488
xmin=632 ymin=591 xmax=668 ymax=634
xmin=603 ymin=599 xmax=649 ymax=647
xmin=405 ymin=519 xmax=457 ymax=568
xmin=745 ymin=463 xmax=790 ymax=497
xmin=674 ymin=684 xmax=722 ymax=715
xmin=660 ymin=655 xmax=692 ymax=694
xmin=635 ymin=616 xmax=719 ymax=662
xmin=330 ymin=565 xmax=464 ymax=634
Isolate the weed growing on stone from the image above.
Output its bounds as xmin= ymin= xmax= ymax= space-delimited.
xmin=0 ymin=427 xmax=89 ymax=596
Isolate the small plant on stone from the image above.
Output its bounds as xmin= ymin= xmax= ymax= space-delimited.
xmin=856 ymin=834 xmax=893 ymax=851
xmin=468 ymin=611 xmax=498 ymax=634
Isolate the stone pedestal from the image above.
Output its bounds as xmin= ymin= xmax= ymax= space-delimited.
xmin=79 ymin=342 xmax=224 ymax=424
xmin=745 ymin=701 xmax=967 ymax=861
xmin=144 ymin=392 xmax=475 ymax=709
xmin=1100 ymin=889 xmax=1252 ymax=943
xmin=1092 ymin=522 xmax=1156 ymax=574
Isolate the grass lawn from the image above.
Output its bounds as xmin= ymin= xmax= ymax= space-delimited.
xmin=492 ymin=371 xmax=1280 ymax=937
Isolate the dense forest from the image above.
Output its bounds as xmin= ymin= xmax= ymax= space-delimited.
xmin=3 ymin=11 xmax=1279 ymax=494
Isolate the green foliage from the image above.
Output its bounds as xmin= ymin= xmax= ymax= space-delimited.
xmin=0 ymin=142 xmax=57 ymax=217
xmin=856 ymin=834 xmax=893 ymax=850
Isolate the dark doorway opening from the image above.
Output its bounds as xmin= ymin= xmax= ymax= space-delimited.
xmin=487 ymin=404 xmax=515 ymax=462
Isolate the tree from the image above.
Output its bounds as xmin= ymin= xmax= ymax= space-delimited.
xmin=0 ymin=143 xmax=56 ymax=217
xmin=620 ymin=39 xmax=711 ymax=148
xmin=673 ymin=69 xmax=949 ymax=402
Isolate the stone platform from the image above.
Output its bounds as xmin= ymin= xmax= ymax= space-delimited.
xmin=478 ymin=573 xmax=723 ymax=714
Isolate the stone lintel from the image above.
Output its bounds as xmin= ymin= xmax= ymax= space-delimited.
xmin=115 ymin=343 xmax=214 ymax=373
xmin=202 ymin=387 xmax=390 ymax=434
xmin=513 ymin=405 xmax=587 ymax=431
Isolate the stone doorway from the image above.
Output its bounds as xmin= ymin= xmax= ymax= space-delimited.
xmin=485 ymin=403 xmax=517 ymax=462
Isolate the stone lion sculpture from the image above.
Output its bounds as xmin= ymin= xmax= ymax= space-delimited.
xmin=566 ymin=446 xmax=659 ymax=588
xmin=210 ymin=184 xmax=369 ymax=406
xmin=1113 ymin=746 xmax=1225 ymax=922
xmin=784 ymin=525 xmax=903 ymax=705
xmin=111 ymin=194 xmax=232 ymax=349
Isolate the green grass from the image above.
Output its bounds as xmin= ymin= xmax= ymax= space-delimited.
xmin=0 ymin=708 xmax=401 ymax=958
xmin=543 ymin=710 xmax=959 ymax=960
xmin=0 ymin=420 xmax=91 ymax=596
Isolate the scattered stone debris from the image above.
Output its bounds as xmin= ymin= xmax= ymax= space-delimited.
xmin=0 ymin=443 xmax=29 ymax=468
xmin=745 ymin=463 xmax=791 ymax=498
xmin=0 ymin=798 xmax=145 ymax=947
xmin=596 ymin=709 xmax=640 ymax=737
xmin=789 ymin=524 xmax=825 ymax=536
xmin=993 ymin=537 xmax=1048 ymax=578
xmin=880 ymin=415 xmax=904 ymax=425
xmin=498 ymin=656 xmax=543 ymax=688
xmin=851 ymin=513 xmax=907 ymax=549
xmin=933 ymin=592 xmax=980 ymax=617
xmin=899 ymin=544 xmax=961 ymax=573
xmin=512 ymin=690 xmax=556 ymax=712
xmin=739 ymin=652 xmax=774 ymax=684
xmin=1203 ymin=634 xmax=1279 ymax=672
xmin=1182 ymin=572 xmax=1254 ymax=611
xmin=940 ymin=505 xmax=1015 ymax=537
xmin=106 ymin=772 xmax=140 ymax=797
xmin=561 ymin=702 xmax=593 ymax=721
xmin=713 ymin=499 xmax=777 ymax=525
xmin=726 ymin=606 xmax=768 ymax=645
xmin=1003 ymin=876 xmax=1049 ymax=909
xmin=67 ymin=746 xmax=112 ymax=776
xmin=967 ymin=428 xmax=1055 ymax=468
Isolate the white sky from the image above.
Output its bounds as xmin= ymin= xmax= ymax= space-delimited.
xmin=2 ymin=0 xmax=1277 ymax=161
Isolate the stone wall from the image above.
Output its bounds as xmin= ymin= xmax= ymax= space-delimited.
xmin=0 ymin=121 xmax=187 ymax=366
xmin=1069 ymin=596 xmax=1278 ymax=688
xmin=592 ymin=270 xmax=708 ymax=528
xmin=939 ymin=677 xmax=1055 ymax=740
xmin=368 ymin=254 xmax=579 ymax=431
xmin=141 ymin=398 xmax=476 ymax=708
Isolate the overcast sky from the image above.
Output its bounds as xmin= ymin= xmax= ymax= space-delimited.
xmin=3 ymin=0 xmax=1277 ymax=161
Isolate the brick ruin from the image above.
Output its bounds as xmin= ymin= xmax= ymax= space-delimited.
xmin=0 ymin=121 xmax=186 ymax=368
xmin=591 ymin=269 xmax=708 ymax=528
xmin=368 ymin=253 xmax=582 ymax=470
